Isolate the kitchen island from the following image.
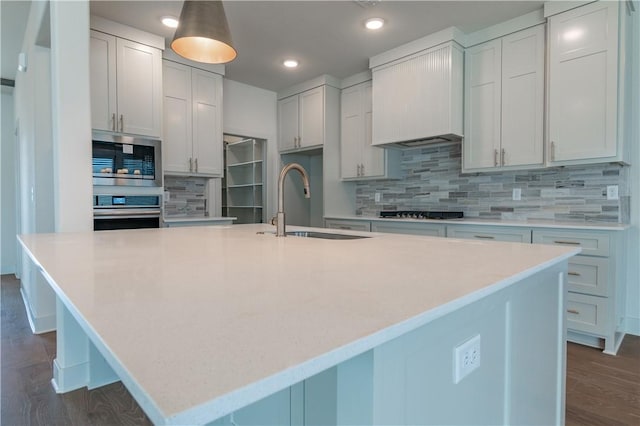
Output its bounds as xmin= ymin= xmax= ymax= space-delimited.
xmin=19 ymin=224 xmax=579 ymax=425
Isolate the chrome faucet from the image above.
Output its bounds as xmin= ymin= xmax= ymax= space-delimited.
xmin=272 ymin=163 xmax=310 ymax=237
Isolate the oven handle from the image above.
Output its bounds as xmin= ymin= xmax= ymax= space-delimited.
xmin=93 ymin=208 xmax=161 ymax=219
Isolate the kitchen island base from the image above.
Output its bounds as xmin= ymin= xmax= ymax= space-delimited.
xmin=52 ymin=261 xmax=568 ymax=425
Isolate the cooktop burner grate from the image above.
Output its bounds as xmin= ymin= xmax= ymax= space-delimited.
xmin=379 ymin=210 xmax=464 ymax=220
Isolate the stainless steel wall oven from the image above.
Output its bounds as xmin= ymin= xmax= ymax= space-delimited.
xmin=93 ymin=195 xmax=161 ymax=231
xmin=92 ymin=132 xmax=162 ymax=187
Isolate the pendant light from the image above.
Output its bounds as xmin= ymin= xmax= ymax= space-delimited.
xmin=171 ymin=0 xmax=237 ymax=64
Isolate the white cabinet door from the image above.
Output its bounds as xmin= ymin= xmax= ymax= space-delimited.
xmin=90 ymin=30 xmax=117 ymax=132
xmin=340 ymin=84 xmax=364 ymax=179
xmin=360 ymin=83 xmax=387 ymax=178
xmin=548 ymin=1 xmax=618 ymax=163
xmin=463 ymin=25 xmax=544 ymax=172
xmin=278 ymin=95 xmax=299 ymax=151
xmin=163 ymin=61 xmax=192 ymax=174
xmin=191 ymin=69 xmax=222 ymax=175
xmin=299 ymin=86 xmax=324 ymax=148
xmin=501 ymin=25 xmax=544 ymax=167
xmin=463 ymin=39 xmax=501 ymax=170
xmin=116 ymin=38 xmax=162 ymax=137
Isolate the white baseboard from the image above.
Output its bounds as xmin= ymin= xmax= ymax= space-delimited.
xmin=20 ymin=287 xmax=56 ymax=334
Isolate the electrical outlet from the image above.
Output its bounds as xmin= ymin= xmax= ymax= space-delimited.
xmin=375 ymin=192 xmax=382 ymax=203
xmin=454 ymin=334 xmax=481 ymax=384
xmin=512 ymin=188 xmax=521 ymax=201
xmin=606 ymin=185 xmax=619 ymax=200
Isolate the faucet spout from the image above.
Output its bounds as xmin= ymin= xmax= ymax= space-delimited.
xmin=273 ymin=163 xmax=311 ymax=237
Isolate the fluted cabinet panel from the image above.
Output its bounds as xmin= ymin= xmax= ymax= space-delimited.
xmin=372 ymin=42 xmax=463 ymax=146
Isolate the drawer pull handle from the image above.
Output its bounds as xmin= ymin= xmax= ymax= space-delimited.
xmin=554 ymin=240 xmax=580 ymax=245
xmin=567 ymin=309 xmax=580 ymax=315
xmin=474 ymin=235 xmax=495 ymax=239
xmin=568 ymin=271 xmax=581 ymax=276
xmin=339 ymin=226 xmax=350 ymax=230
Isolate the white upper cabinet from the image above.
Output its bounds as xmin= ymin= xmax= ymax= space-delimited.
xmin=547 ymin=1 xmax=619 ymax=164
xmin=278 ymin=86 xmax=325 ymax=153
xmin=163 ymin=60 xmax=223 ymax=176
xmin=90 ymin=30 xmax=162 ymax=138
xmin=463 ymin=25 xmax=545 ymax=172
xmin=371 ymin=41 xmax=464 ymax=147
xmin=341 ymin=81 xmax=399 ymax=180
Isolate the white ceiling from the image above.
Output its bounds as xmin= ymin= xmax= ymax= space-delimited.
xmin=3 ymin=1 xmax=546 ymax=92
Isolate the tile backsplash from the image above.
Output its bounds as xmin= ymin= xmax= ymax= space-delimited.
xmin=164 ymin=176 xmax=208 ymax=217
xmin=356 ymin=143 xmax=630 ymax=223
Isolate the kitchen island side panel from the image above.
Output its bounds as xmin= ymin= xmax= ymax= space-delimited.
xmin=370 ymin=262 xmax=566 ymax=425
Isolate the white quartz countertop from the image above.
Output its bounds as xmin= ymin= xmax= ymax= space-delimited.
xmin=19 ymin=224 xmax=579 ymax=424
xmin=326 ymin=215 xmax=629 ymax=231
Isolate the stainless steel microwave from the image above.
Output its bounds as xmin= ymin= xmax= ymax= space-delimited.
xmin=92 ymin=132 xmax=162 ymax=187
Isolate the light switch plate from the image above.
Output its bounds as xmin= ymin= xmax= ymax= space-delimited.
xmin=375 ymin=192 xmax=382 ymax=203
xmin=606 ymin=185 xmax=619 ymax=200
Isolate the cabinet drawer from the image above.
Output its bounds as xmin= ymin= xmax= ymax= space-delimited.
xmin=566 ymin=292 xmax=608 ymax=336
xmin=567 ymin=256 xmax=609 ymax=297
xmin=325 ymin=219 xmax=371 ymax=232
xmin=371 ymin=221 xmax=446 ymax=237
xmin=446 ymin=225 xmax=531 ymax=243
xmin=532 ymin=230 xmax=610 ymax=256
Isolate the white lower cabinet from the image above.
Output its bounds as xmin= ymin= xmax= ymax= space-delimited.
xmin=371 ymin=221 xmax=445 ymax=237
xmin=533 ymin=228 xmax=625 ymax=354
xmin=446 ymin=225 xmax=531 ymax=243
xmin=325 ymin=219 xmax=371 ymax=232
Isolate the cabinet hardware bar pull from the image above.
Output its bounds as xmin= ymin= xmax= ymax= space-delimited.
xmin=361 ymin=164 xmax=364 ymax=176
xmin=474 ymin=235 xmax=495 ymax=239
xmin=339 ymin=226 xmax=350 ymax=230
xmin=568 ymin=271 xmax=581 ymax=276
xmin=494 ymin=149 xmax=498 ymax=167
xmin=554 ymin=240 xmax=580 ymax=245
xmin=501 ymin=148 xmax=505 ymax=166
xmin=189 ymin=158 xmax=193 ymax=172
xmin=119 ymin=114 xmax=124 ymax=132
xmin=551 ymin=141 xmax=556 ymax=161
xmin=195 ymin=158 xmax=198 ymax=173
xmin=112 ymin=113 xmax=116 ymax=132
xmin=567 ymin=309 xmax=580 ymax=315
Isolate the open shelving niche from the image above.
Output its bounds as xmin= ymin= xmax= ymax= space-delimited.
xmin=222 ymin=136 xmax=266 ymax=224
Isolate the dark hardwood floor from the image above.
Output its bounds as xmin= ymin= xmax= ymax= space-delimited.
xmin=2 ymin=273 xmax=639 ymax=425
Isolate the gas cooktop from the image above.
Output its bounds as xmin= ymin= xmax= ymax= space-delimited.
xmin=379 ymin=210 xmax=464 ymax=220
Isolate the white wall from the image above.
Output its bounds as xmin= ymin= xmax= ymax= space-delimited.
xmin=1 ymin=88 xmax=17 ymax=274
xmin=625 ymin=6 xmax=640 ymax=336
xmin=50 ymin=0 xmax=92 ymax=232
xmin=223 ymin=79 xmax=278 ymax=218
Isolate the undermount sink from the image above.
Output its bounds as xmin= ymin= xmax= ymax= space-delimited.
xmin=257 ymin=231 xmax=369 ymax=240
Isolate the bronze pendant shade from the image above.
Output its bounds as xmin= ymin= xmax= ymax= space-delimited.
xmin=171 ymin=0 xmax=237 ymax=64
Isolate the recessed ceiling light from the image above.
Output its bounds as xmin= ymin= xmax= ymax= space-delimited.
xmin=283 ymin=59 xmax=299 ymax=68
xmin=365 ymin=17 xmax=385 ymax=30
xmin=161 ymin=16 xmax=179 ymax=29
